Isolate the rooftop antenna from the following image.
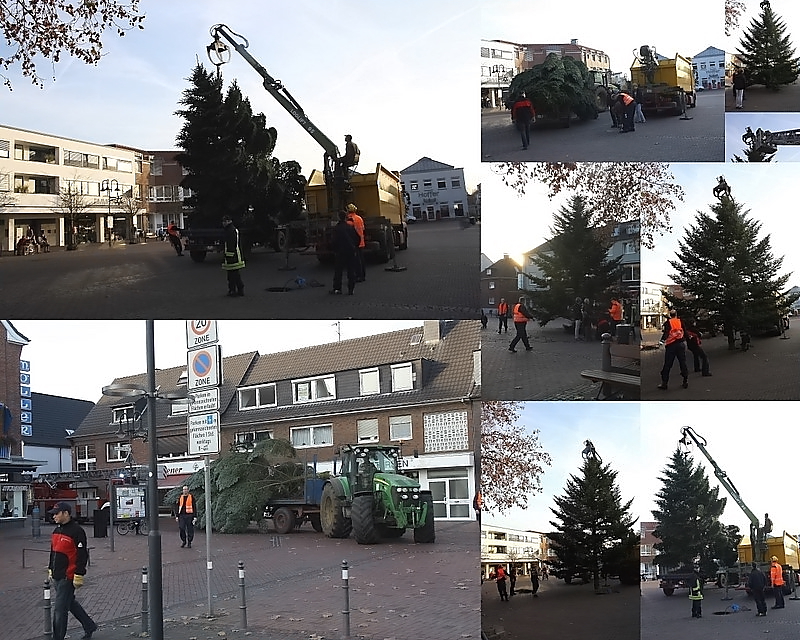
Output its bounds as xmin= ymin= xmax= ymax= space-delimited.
xmin=332 ymin=321 xmax=341 ymax=342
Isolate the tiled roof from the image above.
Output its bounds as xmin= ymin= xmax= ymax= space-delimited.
xmin=28 ymin=393 xmax=95 ymax=447
xmin=400 ymin=157 xmax=459 ymax=174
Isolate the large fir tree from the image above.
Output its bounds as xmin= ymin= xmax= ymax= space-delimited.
xmin=665 ymin=192 xmax=797 ymax=346
xmin=737 ymin=0 xmax=800 ymax=90
xmin=651 ymin=449 xmax=739 ymax=578
xmin=527 ymin=194 xmax=623 ymax=326
xmin=548 ymin=453 xmax=637 ymax=591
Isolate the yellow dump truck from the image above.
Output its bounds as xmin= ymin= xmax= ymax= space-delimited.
xmin=304 ymin=163 xmax=408 ymax=262
xmin=630 ymin=47 xmax=696 ymax=115
xmin=738 ymin=532 xmax=800 ymax=594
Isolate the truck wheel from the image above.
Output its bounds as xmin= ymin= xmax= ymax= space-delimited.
xmin=189 ymin=250 xmax=207 ymax=263
xmin=663 ymin=588 xmax=674 ymax=596
xmin=352 ymin=494 xmax=381 ymax=544
xmin=273 ymin=507 xmax=296 ymax=534
xmin=377 ymin=226 xmax=393 ymax=263
xmin=309 ymin=513 xmax=323 ymax=533
xmin=320 ymin=483 xmax=352 ymax=538
xmin=398 ymin=227 xmax=408 ymax=251
xmin=413 ymin=493 xmax=435 ymax=543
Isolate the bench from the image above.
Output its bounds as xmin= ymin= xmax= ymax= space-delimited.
xmin=580 ymin=333 xmax=640 ymax=399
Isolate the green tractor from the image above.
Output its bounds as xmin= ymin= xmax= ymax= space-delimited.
xmin=319 ymin=444 xmax=435 ymax=544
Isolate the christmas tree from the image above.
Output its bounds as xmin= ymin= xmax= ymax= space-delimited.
xmin=737 ymin=0 xmax=800 ymax=90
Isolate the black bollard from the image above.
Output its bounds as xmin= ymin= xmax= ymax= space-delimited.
xmin=141 ymin=567 xmax=149 ymax=633
xmin=341 ymin=560 xmax=351 ymax=639
xmin=44 ymin=579 xmax=52 ymax=637
xmin=238 ymin=560 xmax=247 ymax=629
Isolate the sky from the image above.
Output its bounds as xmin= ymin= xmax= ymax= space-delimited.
xmin=13 ymin=320 xmax=423 ymax=402
xmin=1 ymin=0 xmax=481 ymax=189
xmin=725 ymin=112 xmax=800 ymax=161
xmin=482 ymin=0 xmax=722 ymax=80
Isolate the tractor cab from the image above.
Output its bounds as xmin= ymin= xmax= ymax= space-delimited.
xmin=338 ymin=444 xmax=402 ymax=492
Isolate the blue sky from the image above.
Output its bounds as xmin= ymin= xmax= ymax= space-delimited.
xmin=2 ymin=1 xmax=480 ymax=188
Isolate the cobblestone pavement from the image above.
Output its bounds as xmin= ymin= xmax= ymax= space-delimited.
xmin=724 ymin=82 xmax=800 ymax=112
xmin=481 ymin=574 xmax=639 ymax=640
xmin=641 ymin=577 xmax=800 ymax=640
xmin=480 ymin=90 xmax=724 ymax=163
xmin=479 ymin=320 xmax=640 ymax=401
xmin=3 ymin=517 xmax=479 ymax=640
xmin=0 ymin=221 xmax=480 ymax=320
xmin=640 ymin=326 xmax=800 ymax=401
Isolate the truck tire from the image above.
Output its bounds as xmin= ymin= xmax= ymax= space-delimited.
xmin=398 ymin=227 xmax=408 ymax=251
xmin=309 ymin=513 xmax=323 ymax=533
xmin=377 ymin=225 xmax=392 ymax=263
xmin=320 ymin=483 xmax=351 ymax=539
xmin=352 ymin=494 xmax=381 ymax=545
xmin=273 ymin=507 xmax=296 ymax=534
xmin=662 ymin=587 xmax=674 ymax=596
xmin=413 ymin=493 xmax=435 ymax=543
xmin=189 ymin=250 xmax=207 ymax=263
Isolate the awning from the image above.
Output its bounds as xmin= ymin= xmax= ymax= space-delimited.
xmin=158 ymin=473 xmax=192 ymax=490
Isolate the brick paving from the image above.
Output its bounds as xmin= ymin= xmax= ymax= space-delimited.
xmin=3 ymin=517 xmax=479 ymax=640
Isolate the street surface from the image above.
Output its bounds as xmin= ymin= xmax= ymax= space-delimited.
xmin=640 ymin=326 xmax=800 ymax=400
xmin=4 ymin=517 xmax=479 ymax=640
xmin=481 ymin=89 xmax=724 ymax=162
xmin=0 ymin=220 xmax=480 ymax=319
xmin=482 ymin=574 xmax=639 ymax=640
xmin=641 ymin=577 xmax=800 ymax=640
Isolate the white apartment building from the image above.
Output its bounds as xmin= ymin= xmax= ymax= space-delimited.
xmin=481 ymin=39 xmax=519 ymax=108
xmin=481 ymin=523 xmax=551 ymax=578
xmin=641 ymin=281 xmax=669 ymax=330
xmin=692 ymin=46 xmax=728 ymax=90
xmin=400 ymin=157 xmax=470 ymax=222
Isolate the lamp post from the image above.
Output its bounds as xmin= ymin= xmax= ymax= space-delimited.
xmin=102 ymin=321 xmax=187 ymax=640
xmin=100 ymin=179 xmax=119 ymax=246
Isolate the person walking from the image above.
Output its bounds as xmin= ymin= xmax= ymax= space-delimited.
xmin=573 ymin=296 xmax=584 ymax=341
xmin=221 ymin=215 xmax=245 ymax=297
xmin=531 ymin=567 xmax=540 ymax=597
xmin=48 ymin=502 xmax=98 ymax=640
xmin=686 ymin=324 xmax=711 ymax=376
xmin=480 ymin=309 xmax=488 ymax=329
xmin=509 ymin=296 xmax=534 ymax=352
xmin=496 ymin=565 xmax=509 ymax=601
xmin=346 ymin=204 xmax=366 ymax=282
xmin=689 ymin=567 xmax=703 ymax=618
xmin=497 ymin=298 xmax=509 ymax=334
xmin=330 ymin=210 xmax=360 ymax=295
xmin=733 ymin=69 xmax=746 ymax=109
xmin=582 ymin=298 xmax=594 ymax=342
xmin=658 ymin=309 xmax=689 ymax=390
xmin=511 ymin=92 xmax=535 ymax=150
xmin=609 ymin=297 xmax=623 ymax=336
xmin=634 ymin=85 xmax=647 ymax=123
xmin=770 ymin=556 xmax=786 ymax=609
xmin=166 ymin=221 xmax=183 ymax=256
xmin=749 ymin=562 xmax=768 ymax=616
xmin=174 ymin=485 xmax=197 ymax=548
xmin=509 ymin=568 xmax=517 ymax=596
xmin=615 ymin=91 xmax=636 ymax=132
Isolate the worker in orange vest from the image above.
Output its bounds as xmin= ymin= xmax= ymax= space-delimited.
xmin=770 ymin=556 xmax=786 ymax=609
xmin=658 ymin=309 xmax=688 ymax=390
xmin=173 ymin=485 xmax=196 ymax=548
xmin=509 ymin=296 xmax=533 ymax=353
xmin=608 ymin=298 xmax=623 ymax=336
xmin=346 ymin=203 xmax=366 ymax=281
xmin=495 ymin=565 xmax=509 ymax=601
xmin=615 ymin=91 xmax=636 ymax=133
xmin=497 ymin=298 xmax=509 ymax=334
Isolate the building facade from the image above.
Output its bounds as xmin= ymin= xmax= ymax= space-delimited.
xmin=400 ymin=158 xmax=470 ymax=221
xmin=640 ymin=521 xmax=660 ymax=579
xmin=520 ymin=40 xmax=612 ymax=76
xmin=147 ymin=150 xmax=190 ymax=233
xmin=481 ymin=523 xmax=552 ymax=578
xmin=481 ymin=39 xmax=520 ymax=108
xmin=481 ymin=255 xmax=520 ymax=317
xmin=692 ymin=46 xmax=727 ymax=90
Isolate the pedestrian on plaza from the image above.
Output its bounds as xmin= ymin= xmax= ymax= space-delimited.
xmin=166 ymin=221 xmax=183 ymax=256
xmin=346 ymin=204 xmax=366 ymax=282
xmin=497 ymin=298 xmax=509 ymax=334
xmin=733 ymin=69 xmax=747 ymax=109
xmin=634 ymin=85 xmax=647 ymax=123
xmin=573 ymin=296 xmax=584 ymax=341
xmin=511 ymin=92 xmax=535 ymax=150
xmin=685 ymin=324 xmax=711 ymax=377
xmin=609 ymin=297 xmax=623 ymax=336
xmin=509 ymin=296 xmax=534 ymax=352
xmin=48 ymin=502 xmax=98 ymax=640
xmin=38 ymin=230 xmax=50 ymax=253
xmin=541 ymin=565 xmax=548 ymax=580
xmin=615 ymin=91 xmax=636 ymax=132
xmin=770 ymin=556 xmax=786 ymax=609
xmin=496 ymin=565 xmax=509 ymax=601
xmin=531 ymin=567 xmax=540 ymax=597
xmin=173 ymin=485 xmax=197 ymax=548
xmin=481 ymin=309 xmax=488 ymax=329
xmin=607 ymin=91 xmax=620 ymax=128
xmin=658 ymin=309 xmax=689 ymax=390
xmin=330 ymin=210 xmax=360 ymax=295
xmin=472 ymin=490 xmax=482 ymax=524
xmin=689 ymin=566 xmax=703 ymax=618
xmin=509 ymin=567 xmax=517 ymax=596
xmin=221 ymin=216 xmax=245 ymax=297
xmin=596 ymin=313 xmax=611 ymax=340
xmin=749 ymin=562 xmax=768 ymax=616
xmin=582 ymin=298 xmax=594 ymax=342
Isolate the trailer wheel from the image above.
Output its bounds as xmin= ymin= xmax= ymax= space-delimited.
xmin=413 ymin=493 xmax=435 ymax=543
xmin=352 ymin=494 xmax=381 ymax=544
xmin=189 ymin=250 xmax=207 ymax=263
xmin=309 ymin=513 xmax=323 ymax=533
xmin=663 ymin=588 xmax=675 ymax=596
xmin=320 ymin=483 xmax=352 ymax=538
xmin=273 ymin=507 xmax=296 ymax=534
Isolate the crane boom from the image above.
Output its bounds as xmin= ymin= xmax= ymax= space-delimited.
xmin=742 ymin=126 xmax=800 ymax=156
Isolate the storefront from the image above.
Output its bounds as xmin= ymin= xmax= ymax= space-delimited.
xmin=402 ymin=451 xmax=475 ymax=521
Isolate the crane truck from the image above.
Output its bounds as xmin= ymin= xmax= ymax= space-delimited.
xmin=630 ymin=46 xmax=696 ymax=116
xmin=204 ymin=25 xmax=408 ymax=263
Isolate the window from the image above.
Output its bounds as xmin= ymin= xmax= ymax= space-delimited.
xmin=64 ymin=151 xmax=100 ymax=169
xmin=0 ymin=139 xmax=8 ymax=158
xmin=358 ymin=368 xmax=380 ymax=396
xmin=357 ymin=418 xmax=379 ymax=443
xmin=451 ymin=177 xmax=461 ymax=189
xmin=409 ymin=181 xmax=418 ymax=191
xmin=439 ymin=204 xmax=450 ymax=217
xmin=622 ymin=265 xmax=640 ymax=282
xmin=290 ymin=424 xmax=333 ymax=448
xmin=390 ymin=363 xmax=414 ymax=391
xmin=106 ymin=442 xmax=131 ymax=462
xmin=488 ymin=281 xmax=495 ymax=289
xmin=112 ymin=406 xmax=135 ymax=424
xmin=423 ymin=179 xmax=432 ymax=189
xmin=76 ymin=444 xmax=96 ymax=471
xmin=453 ymin=201 xmax=464 ymax=216
xmin=148 ymin=185 xmax=176 ymax=202
xmin=437 ymin=178 xmax=447 ymax=189
xmin=239 ymin=383 xmax=277 ymax=409
xmin=0 ymin=173 xmax=9 ymax=192
xmin=233 ymin=430 xmax=272 ymax=451
xmin=623 ymin=241 xmax=638 ymax=255
xmin=389 ymin=415 xmax=412 ymax=440
xmin=485 ymin=268 xmax=492 ymax=275
xmin=292 ymin=375 xmax=336 ymax=403
xmin=488 ymin=297 xmax=495 ymax=305
xmin=151 ymin=157 xmax=163 ymax=176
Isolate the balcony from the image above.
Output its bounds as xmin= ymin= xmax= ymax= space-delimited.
xmin=14 ymin=143 xmax=57 ymax=165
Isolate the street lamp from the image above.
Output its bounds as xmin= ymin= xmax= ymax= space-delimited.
xmin=100 ymin=179 xmax=120 ymax=245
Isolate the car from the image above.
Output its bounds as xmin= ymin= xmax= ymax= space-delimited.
xmin=696 ymin=85 xmax=705 ymax=91
xmin=405 ymin=213 xmax=418 ymax=224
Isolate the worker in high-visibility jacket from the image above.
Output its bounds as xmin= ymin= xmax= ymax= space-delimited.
xmin=173 ymin=485 xmax=196 ymax=548
xmin=770 ymin=556 xmax=786 ymax=609
xmin=508 ymin=297 xmax=533 ymax=352
xmin=689 ymin=567 xmax=703 ymax=618
xmin=658 ymin=309 xmax=688 ymax=390
xmin=497 ymin=298 xmax=509 ymax=334
xmin=222 ymin=215 xmax=245 ymax=297
xmin=615 ymin=91 xmax=636 ymax=133
xmin=346 ymin=204 xmax=366 ymax=282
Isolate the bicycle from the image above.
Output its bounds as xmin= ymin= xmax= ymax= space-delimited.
xmin=116 ymin=518 xmax=148 ymax=535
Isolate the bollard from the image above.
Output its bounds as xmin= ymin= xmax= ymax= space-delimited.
xmin=141 ymin=567 xmax=149 ymax=633
xmin=601 ymin=333 xmax=612 ymax=371
xmin=238 ymin=560 xmax=247 ymax=629
xmin=341 ymin=560 xmax=351 ymax=640
xmin=32 ymin=506 xmax=41 ymax=539
xmin=44 ymin=579 xmax=52 ymax=638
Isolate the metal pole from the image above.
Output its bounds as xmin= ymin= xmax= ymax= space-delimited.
xmin=141 ymin=567 xmax=149 ymax=633
xmin=341 ymin=560 xmax=351 ymax=640
xmin=43 ymin=579 xmax=52 ymax=638
xmin=205 ymin=454 xmax=213 ymax=617
xmin=238 ymin=561 xmax=247 ymax=629
xmin=145 ymin=321 xmax=163 ymax=640
xmin=109 ymin=479 xmax=115 ymax=552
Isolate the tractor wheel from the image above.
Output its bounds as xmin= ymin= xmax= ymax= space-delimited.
xmin=413 ymin=493 xmax=436 ymax=543
xmin=273 ymin=507 xmax=296 ymax=535
xmin=377 ymin=525 xmax=406 ymax=538
xmin=320 ymin=483 xmax=352 ymax=538
xmin=352 ymin=494 xmax=381 ymax=544
xmin=309 ymin=513 xmax=323 ymax=533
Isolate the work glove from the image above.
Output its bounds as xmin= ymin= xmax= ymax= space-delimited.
xmin=73 ymin=575 xmax=84 ymax=589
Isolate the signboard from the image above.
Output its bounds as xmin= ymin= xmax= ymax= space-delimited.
xmin=187 ymin=346 xmax=221 ymax=390
xmin=115 ymin=486 xmax=146 ymax=519
xmin=186 ymin=320 xmax=219 ymax=350
xmin=20 ymin=360 xmax=32 ymax=437
xmin=188 ymin=388 xmax=220 ymax=414
xmin=188 ymin=412 xmax=220 ymax=455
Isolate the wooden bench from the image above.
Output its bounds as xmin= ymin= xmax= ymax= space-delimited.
xmin=580 ymin=333 xmax=640 ymax=399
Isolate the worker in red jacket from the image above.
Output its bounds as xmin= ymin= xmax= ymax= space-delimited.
xmin=511 ymin=92 xmax=535 ymax=150
xmin=770 ymin=556 xmax=786 ymax=609
xmin=615 ymin=91 xmax=636 ymax=133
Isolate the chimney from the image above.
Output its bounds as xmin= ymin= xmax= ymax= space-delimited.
xmin=570 ymin=38 xmax=578 ymax=45
xmin=423 ymin=320 xmax=441 ymax=345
